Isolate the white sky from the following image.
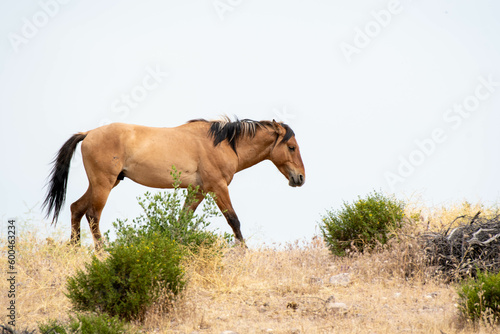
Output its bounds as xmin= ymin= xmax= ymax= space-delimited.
xmin=1 ymin=0 xmax=499 ymax=246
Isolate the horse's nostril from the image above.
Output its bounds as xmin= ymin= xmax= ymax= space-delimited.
xmin=299 ymin=174 xmax=304 ymax=183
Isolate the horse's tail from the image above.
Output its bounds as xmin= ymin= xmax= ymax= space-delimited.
xmin=43 ymin=132 xmax=88 ymax=225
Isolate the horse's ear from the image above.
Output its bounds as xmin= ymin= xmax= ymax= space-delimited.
xmin=272 ymin=120 xmax=286 ymax=137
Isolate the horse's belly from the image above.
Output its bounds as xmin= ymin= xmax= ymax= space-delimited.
xmin=124 ymin=164 xmax=200 ymax=189
xmin=119 ymin=126 xmax=203 ymax=189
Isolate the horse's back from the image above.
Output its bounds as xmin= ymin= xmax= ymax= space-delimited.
xmin=81 ymin=122 xmax=208 ymax=189
xmin=83 ymin=122 xmax=202 ymax=151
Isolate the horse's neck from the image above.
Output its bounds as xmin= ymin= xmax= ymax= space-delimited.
xmin=235 ymin=133 xmax=275 ymax=172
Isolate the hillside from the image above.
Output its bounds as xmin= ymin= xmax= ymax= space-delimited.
xmin=1 ymin=201 xmax=499 ymax=333
xmin=1 ymin=224 xmax=497 ymax=333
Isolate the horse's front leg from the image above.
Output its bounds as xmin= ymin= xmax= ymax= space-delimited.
xmin=209 ymin=183 xmax=245 ymax=243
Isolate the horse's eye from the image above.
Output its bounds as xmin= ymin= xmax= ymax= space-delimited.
xmin=288 ymin=146 xmax=296 ymax=152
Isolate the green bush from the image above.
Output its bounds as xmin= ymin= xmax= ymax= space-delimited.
xmin=458 ymin=270 xmax=500 ymax=324
xmin=320 ymin=191 xmax=405 ymax=256
xmin=111 ymin=167 xmax=232 ymax=251
xmin=38 ymin=313 xmax=135 ymax=334
xmin=66 ymin=168 xmax=231 ymax=322
xmin=66 ymin=234 xmax=184 ymax=322
xmin=0 ymin=325 xmax=36 ymax=334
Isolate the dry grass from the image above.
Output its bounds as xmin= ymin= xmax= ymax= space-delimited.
xmin=140 ymin=234 xmax=499 ymax=334
xmin=405 ymin=198 xmax=499 ymax=232
xmin=0 ymin=233 xmax=93 ymax=326
xmin=2 ymin=201 xmax=500 ymax=333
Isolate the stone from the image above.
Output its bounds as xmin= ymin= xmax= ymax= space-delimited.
xmin=325 ymin=294 xmax=348 ymax=312
xmin=329 ymin=273 xmax=351 ymax=286
xmin=326 ymin=302 xmax=348 ymax=312
xmin=309 ymin=277 xmax=323 ymax=285
xmin=425 ymin=292 xmax=438 ymax=299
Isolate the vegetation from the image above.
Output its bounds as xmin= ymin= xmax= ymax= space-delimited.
xmin=109 ymin=167 xmax=232 ymax=251
xmin=66 ymin=169 xmax=231 ymax=322
xmin=4 ymin=193 xmax=500 ymax=333
xmin=320 ymin=191 xmax=405 ymax=256
xmin=38 ymin=313 xmax=135 ymax=334
xmin=66 ymin=234 xmax=184 ymax=321
xmin=422 ymin=212 xmax=500 ymax=281
xmin=458 ymin=270 xmax=500 ymax=324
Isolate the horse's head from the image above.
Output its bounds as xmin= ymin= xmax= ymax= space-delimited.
xmin=269 ymin=121 xmax=305 ymax=187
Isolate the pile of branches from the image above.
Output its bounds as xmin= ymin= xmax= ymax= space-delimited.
xmin=422 ymin=212 xmax=500 ymax=280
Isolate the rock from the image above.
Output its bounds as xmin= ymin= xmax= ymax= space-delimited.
xmin=425 ymin=292 xmax=438 ymax=299
xmin=309 ymin=277 xmax=323 ymax=285
xmin=422 ymin=305 xmax=445 ymax=313
xmin=325 ymin=294 xmax=347 ymax=312
xmin=329 ymin=273 xmax=351 ymax=286
xmin=326 ymin=302 xmax=348 ymax=312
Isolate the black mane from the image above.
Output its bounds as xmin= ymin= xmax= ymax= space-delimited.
xmin=189 ymin=117 xmax=294 ymax=153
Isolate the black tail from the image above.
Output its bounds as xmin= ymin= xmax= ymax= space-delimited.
xmin=43 ymin=133 xmax=87 ymax=224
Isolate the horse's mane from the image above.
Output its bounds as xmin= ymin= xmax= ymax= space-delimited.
xmin=188 ymin=116 xmax=295 ymax=153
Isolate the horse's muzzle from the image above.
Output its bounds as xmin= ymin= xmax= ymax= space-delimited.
xmin=289 ymin=172 xmax=305 ymax=187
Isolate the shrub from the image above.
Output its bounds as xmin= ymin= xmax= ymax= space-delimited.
xmin=320 ymin=191 xmax=405 ymax=256
xmin=66 ymin=168 xmax=232 ymax=322
xmin=66 ymin=234 xmax=184 ymax=322
xmin=0 ymin=325 xmax=36 ymax=334
xmin=38 ymin=313 xmax=135 ymax=334
xmin=458 ymin=270 xmax=500 ymax=324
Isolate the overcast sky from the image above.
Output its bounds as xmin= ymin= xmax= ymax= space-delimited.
xmin=1 ymin=0 xmax=499 ymax=246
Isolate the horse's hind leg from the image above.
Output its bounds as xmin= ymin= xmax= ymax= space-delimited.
xmin=183 ymin=190 xmax=205 ymax=213
xmin=85 ymin=182 xmax=116 ymax=251
xmin=69 ymin=187 xmax=91 ymax=245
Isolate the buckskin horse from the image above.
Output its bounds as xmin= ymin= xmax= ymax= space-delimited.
xmin=43 ymin=117 xmax=305 ymax=249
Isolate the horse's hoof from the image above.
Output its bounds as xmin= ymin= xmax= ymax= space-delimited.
xmin=66 ymin=240 xmax=81 ymax=248
xmin=234 ymin=239 xmax=248 ymax=250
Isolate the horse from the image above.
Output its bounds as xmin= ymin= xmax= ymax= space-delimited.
xmin=43 ymin=117 xmax=306 ymax=249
